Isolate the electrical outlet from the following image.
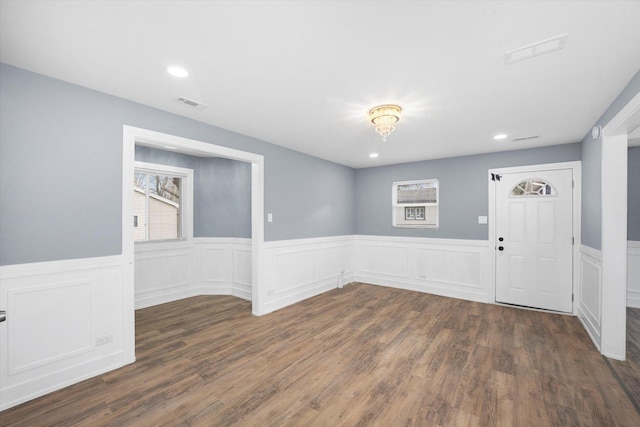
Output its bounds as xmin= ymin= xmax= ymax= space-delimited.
xmin=95 ymin=334 xmax=113 ymax=346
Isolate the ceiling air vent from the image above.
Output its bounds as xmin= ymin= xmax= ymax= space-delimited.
xmin=174 ymin=96 xmax=209 ymax=111
xmin=513 ymin=135 xmax=540 ymax=142
xmin=505 ymin=34 xmax=568 ymax=65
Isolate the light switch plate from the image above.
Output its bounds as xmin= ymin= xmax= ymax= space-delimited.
xmin=478 ymin=216 xmax=488 ymax=224
xmin=267 ymin=213 xmax=273 ymax=222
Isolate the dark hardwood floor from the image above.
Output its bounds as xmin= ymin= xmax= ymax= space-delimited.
xmin=608 ymin=307 xmax=640 ymax=412
xmin=1 ymin=283 xmax=639 ymax=426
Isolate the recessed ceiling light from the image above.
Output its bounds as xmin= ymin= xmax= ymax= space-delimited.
xmin=167 ymin=66 xmax=189 ymax=78
xmin=369 ymin=153 xmax=379 ymax=158
xmin=493 ymin=134 xmax=508 ymax=140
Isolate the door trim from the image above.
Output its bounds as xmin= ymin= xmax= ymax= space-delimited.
xmin=488 ymin=161 xmax=582 ymax=314
xmin=122 ymin=126 xmax=266 ymax=364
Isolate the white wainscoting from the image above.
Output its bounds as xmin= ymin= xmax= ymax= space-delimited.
xmin=135 ymin=241 xmax=193 ymax=309
xmin=193 ymin=238 xmax=252 ymax=301
xmin=578 ymin=245 xmax=602 ymax=351
xmin=134 ymin=238 xmax=252 ymax=309
xmin=629 ymin=241 xmax=640 ymax=308
xmin=262 ymin=236 xmax=355 ymax=314
xmin=0 ymin=255 xmax=130 ymax=411
xmin=353 ymin=236 xmax=491 ymax=303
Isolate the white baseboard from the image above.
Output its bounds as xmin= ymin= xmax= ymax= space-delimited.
xmin=1 ymin=351 xmax=126 ymax=412
xmin=135 ymin=282 xmax=194 ymax=309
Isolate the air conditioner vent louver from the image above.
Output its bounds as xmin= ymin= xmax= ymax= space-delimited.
xmin=513 ymin=135 xmax=540 ymax=142
xmin=174 ymin=96 xmax=209 ymax=111
xmin=505 ymin=34 xmax=568 ymax=65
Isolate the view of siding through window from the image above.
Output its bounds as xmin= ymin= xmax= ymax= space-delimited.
xmin=396 ymin=182 xmax=437 ymax=204
xmin=133 ymin=173 xmax=182 ymax=241
xmin=393 ymin=180 xmax=439 ymax=228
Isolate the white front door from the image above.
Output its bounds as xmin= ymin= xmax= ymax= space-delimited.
xmin=495 ymin=168 xmax=573 ymax=312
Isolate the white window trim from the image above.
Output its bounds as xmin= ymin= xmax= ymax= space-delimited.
xmin=392 ymin=179 xmax=439 ymax=229
xmin=134 ymin=161 xmax=194 ymax=243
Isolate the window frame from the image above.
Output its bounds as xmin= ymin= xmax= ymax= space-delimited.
xmin=134 ymin=161 xmax=194 ymax=244
xmin=392 ymin=179 xmax=439 ymax=229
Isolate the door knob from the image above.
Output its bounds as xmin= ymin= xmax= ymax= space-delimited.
xmin=498 ymin=246 xmax=504 ymax=251
xmin=0 ymin=310 xmax=5 ymax=323
xmin=498 ymin=237 xmax=504 ymax=242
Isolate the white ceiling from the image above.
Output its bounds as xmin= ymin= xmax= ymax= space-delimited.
xmin=1 ymin=1 xmax=639 ymax=168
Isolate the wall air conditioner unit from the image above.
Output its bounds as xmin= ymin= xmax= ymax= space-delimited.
xmin=392 ymin=179 xmax=439 ymax=228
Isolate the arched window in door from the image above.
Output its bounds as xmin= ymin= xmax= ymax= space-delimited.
xmin=509 ymin=179 xmax=556 ymax=197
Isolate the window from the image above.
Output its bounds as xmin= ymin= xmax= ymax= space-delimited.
xmin=392 ymin=179 xmax=439 ymax=228
xmin=405 ymin=206 xmax=425 ymax=220
xmin=133 ymin=161 xmax=193 ymax=242
xmin=510 ymin=179 xmax=556 ymax=197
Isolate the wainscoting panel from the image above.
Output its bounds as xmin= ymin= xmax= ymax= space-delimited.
xmin=193 ymin=238 xmax=251 ymax=299
xmin=134 ymin=242 xmax=193 ymax=309
xmin=354 ymin=236 xmax=490 ymax=303
xmin=578 ymin=245 xmax=602 ymax=350
xmin=8 ymin=281 xmax=92 ymax=374
xmin=628 ymin=241 xmax=640 ymax=308
xmin=134 ymin=238 xmax=252 ymax=308
xmin=262 ymin=236 xmax=355 ymax=314
xmin=0 ymin=256 xmax=127 ymax=411
xmin=356 ymin=244 xmax=411 ymax=279
xmin=232 ymin=247 xmax=252 ymax=300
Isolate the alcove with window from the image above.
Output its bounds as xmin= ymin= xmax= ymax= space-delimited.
xmin=132 ymin=145 xmax=252 ymax=309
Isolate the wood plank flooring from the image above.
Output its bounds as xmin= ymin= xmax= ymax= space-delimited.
xmin=1 ymin=283 xmax=639 ymax=426
xmin=609 ymin=307 xmax=640 ymax=412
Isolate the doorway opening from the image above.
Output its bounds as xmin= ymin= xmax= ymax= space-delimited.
xmin=121 ymin=126 xmax=265 ymax=363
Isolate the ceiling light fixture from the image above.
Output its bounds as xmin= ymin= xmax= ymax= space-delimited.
xmin=167 ymin=66 xmax=189 ymax=78
xmin=368 ymin=104 xmax=402 ymax=141
xmin=369 ymin=153 xmax=379 ymax=158
xmin=493 ymin=134 xmax=508 ymax=140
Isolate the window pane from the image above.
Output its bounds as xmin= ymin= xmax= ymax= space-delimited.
xmin=510 ymin=179 xmax=556 ymax=197
xmin=134 ymin=171 xmax=183 ymax=242
xmin=148 ymin=174 xmax=181 ymax=240
xmin=134 ymin=173 xmax=147 ymax=190
xmin=133 ymin=174 xmax=148 ymax=241
xmin=397 ymin=183 xmax=437 ymax=203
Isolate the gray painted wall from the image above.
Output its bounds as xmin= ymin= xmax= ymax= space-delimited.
xmin=580 ymin=69 xmax=640 ymax=250
xmin=580 ymin=136 xmax=602 ymax=249
xmin=195 ymin=157 xmax=251 ymax=238
xmin=355 ymin=144 xmax=582 ymax=240
xmin=0 ymin=63 xmax=355 ymax=265
xmin=629 ymin=146 xmax=640 ymax=241
xmin=135 ymin=146 xmax=252 ymax=238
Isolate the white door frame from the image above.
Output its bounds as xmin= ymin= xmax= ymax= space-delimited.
xmin=121 ymin=126 xmax=265 ymax=363
xmin=488 ymin=161 xmax=582 ymax=314
xmin=600 ymin=90 xmax=640 ymax=360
